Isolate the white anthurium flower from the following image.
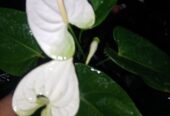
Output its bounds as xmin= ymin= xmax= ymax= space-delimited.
xmin=27 ymin=0 xmax=95 ymax=59
xmin=12 ymin=58 xmax=79 ymax=116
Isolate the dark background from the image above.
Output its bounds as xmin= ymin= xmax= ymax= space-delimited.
xmin=0 ymin=0 xmax=170 ymax=116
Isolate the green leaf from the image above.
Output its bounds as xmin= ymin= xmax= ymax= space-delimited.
xmin=75 ymin=64 xmax=141 ymax=116
xmin=89 ymin=0 xmax=117 ymax=27
xmin=0 ymin=8 xmax=44 ymax=76
xmin=105 ymin=26 xmax=170 ymax=92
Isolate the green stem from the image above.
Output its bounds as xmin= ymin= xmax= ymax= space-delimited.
xmin=68 ymin=25 xmax=85 ymax=58
xmin=95 ymin=58 xmax=110 ymax=66
xmin=78 ymin=30 xmax=84 ymax=42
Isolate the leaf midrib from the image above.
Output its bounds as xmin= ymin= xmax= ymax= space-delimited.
xmin=106 ymin=49 xmax=170 ymax=76
xmin=119 ymin=52 xmax=170 ymax=76
xmin=0 ymin=54 xmax=38 ymax=64
xmin=80 ymin=96 xmax=104 ymax=116
xmin=0 ymin=32 xmax=44 ymax=59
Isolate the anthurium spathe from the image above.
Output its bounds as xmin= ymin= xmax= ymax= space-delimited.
xmin=27 ymin=0 xmax=95 ymax=59
xmin=12 ymin=58 xmax=79 ymax=116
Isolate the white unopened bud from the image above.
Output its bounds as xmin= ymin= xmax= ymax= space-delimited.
xmin=86 ymin=37 xmax=100 ymax=65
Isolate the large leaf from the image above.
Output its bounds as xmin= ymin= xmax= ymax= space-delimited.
xmin=105 ymin=26 xmax=170 ymax=92
xmin=75 ymin=63 xmax=141 ymax=116
xmin=89 ymin=0 xmax=117 ymax=27
xmin=0 ymin=8 xmax=44 ymax=76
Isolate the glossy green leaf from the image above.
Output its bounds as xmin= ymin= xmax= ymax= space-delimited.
xmin=0 ymin=8 xmax=44 ymax=76
xmin=89 ymin=0 xmax=117 ymax=27
xmin=75 ymin=63 xmax=141 ymax=116
xmin=105 ymin=26 xmax=170 ymax=92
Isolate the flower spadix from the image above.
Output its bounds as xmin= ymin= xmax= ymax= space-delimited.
xmin=12 ymin=58 xmax=79 ymax=116
xmin=27 ymin=0 xmax=95 ymax=59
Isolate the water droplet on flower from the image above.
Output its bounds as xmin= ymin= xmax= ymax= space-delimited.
xmin=45 ymin=90 xmax=50 ymax=96
xmin=47 ymin=67 xmax=53 ymax=71
xmin=51 ymin=55 xmax=68 ymax=60
xmin=57 ymin=56 xmax=67 ymax=60
xmin=13 ymin=106 xmax=18 ymax=112
xmin=28 ymin=97 xmax=34 ymax=102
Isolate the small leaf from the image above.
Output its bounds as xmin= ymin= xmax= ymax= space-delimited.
xmin=105 ymin=26 xmax=170 ymax=92
xmin=89 ymin=0 xmax=117 ymax=27
xmin=0 ymin=8 xmax=44 ymax=76
xmin=75 ymin=64 xmax=141 ymax=116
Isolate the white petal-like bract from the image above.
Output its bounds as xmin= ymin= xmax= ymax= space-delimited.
xmin=12 ymin=58 xmax=79 ymax=116
xmin=65 ymin=0 xmax=95 ymax=29
xmin=27 ymin=0 xmax=95 ymax=59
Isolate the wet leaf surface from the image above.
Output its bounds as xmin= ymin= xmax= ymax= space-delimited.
xmin=76 ymin=63 xmax=141 ymax=116
xmin=90 ymin=0 xmax=117 ymax=27
xmin=105 ymin=26 xmax=170 ymax=92
xmin=0 ymin=8 xmax=44 ymax=76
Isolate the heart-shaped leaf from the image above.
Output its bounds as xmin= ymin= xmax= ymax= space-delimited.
xmin=76 ymin=63 xmax=141 ymax=116
xmin=0 ymin=8 xmax=44 ymax=76
xmin=105 ymin=26 xmax=170 ymax=92
xmin=89 ymin=0 xmax=117 ymax=27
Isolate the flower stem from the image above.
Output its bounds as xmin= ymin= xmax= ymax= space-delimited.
xmin=95 ymin=58 xmax=110 ymax=66
xmin=78 ymin=30 xmax=84 ymax=42
xmin=68 ymin=25 xmax=85 ymax=59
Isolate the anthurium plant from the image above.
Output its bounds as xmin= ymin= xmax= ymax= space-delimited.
xmin=0 ymin=0 xmax=170 ymax=116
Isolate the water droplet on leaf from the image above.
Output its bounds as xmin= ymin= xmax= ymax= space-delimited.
xmin=90 ymin=68 xmax=101 ymax=74
xmin=100 ymin=0 xmax=103 ymax=4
